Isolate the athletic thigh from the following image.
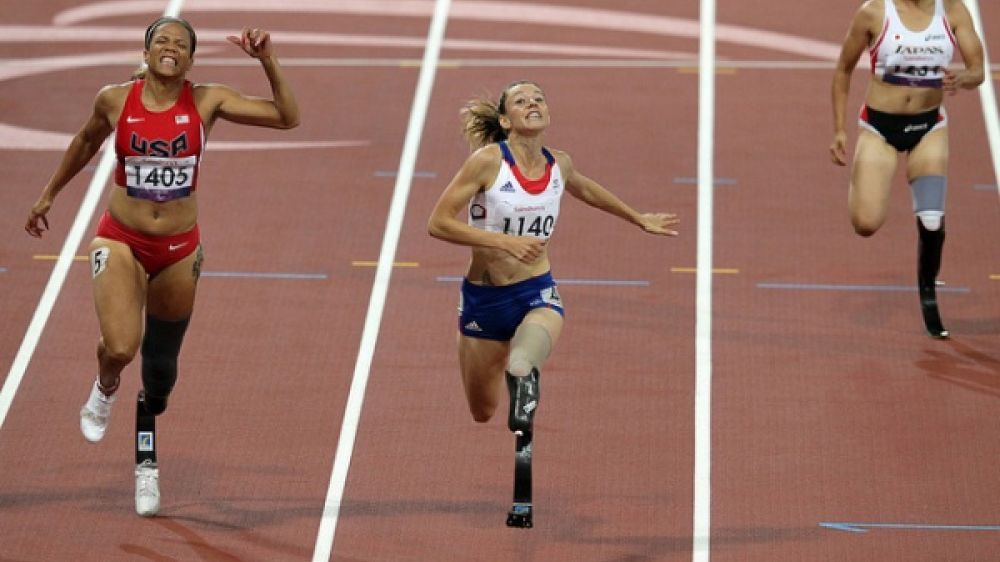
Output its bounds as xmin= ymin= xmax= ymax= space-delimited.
xmin=849 ymin=131 xmax=899 ymax=229
xmin=89 ymin=237 xmax=147 ymax=353
xmin=146 ymin=244 xmax=203 ymax=320
xmin=458 ymin=334 xmax=509 ymax=406
xmin=907 ymin=128 xmax=949 ymax=180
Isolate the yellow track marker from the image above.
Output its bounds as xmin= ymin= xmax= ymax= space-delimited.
xmin=990 ymin=274 xmax=1000 ymax=280
xmin=671 ymin=267 xmax=739 ymax=274
xmin=351 ymin=261 xmax=420 ymax=268
xmin=34 ymin=255 xmax=87 ymax=261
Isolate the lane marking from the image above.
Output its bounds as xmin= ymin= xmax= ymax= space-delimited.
xmin=673 ymin=176 xmax=737 ymax=186
xmin=435 ymin=276 xmax=650 ymax=286
xmin=757 ymin=282 xmax=970 ymax=293
xmin=989 ymin=274 xmax=999 ymax=280
xmin=677 ymin=66 xmax=735 ymax=74
xmin=311 ymin=1 xmax=452 ymax=560
xmin=201 ymin=272 xmax=328 ymax=280
xmin=672 ymin=267 xmax=738 ymax=275
xmin=0 ymin=0 xmax=186 ymax=430
xmin=965 ymin=0 xmax=1000 ymax=201
xmin=821 ymin=522 xmax=1000 ymax=534
xmin=693 ymin=0 xmax=716 ymax=560
xmin=30 ymin=255 xmax=329 ymax=279
xmin=351 ymin=261 xmax=419 ymax=268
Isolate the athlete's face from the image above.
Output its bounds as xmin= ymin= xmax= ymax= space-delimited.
xmin=143 ymin=23 xmax=194 ymax=77
xmin=500 ymin=84 xmax=550 ymax=135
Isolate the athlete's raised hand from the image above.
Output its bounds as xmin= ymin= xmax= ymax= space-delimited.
xmin=227 ymin=27 xmax=273 ymax=59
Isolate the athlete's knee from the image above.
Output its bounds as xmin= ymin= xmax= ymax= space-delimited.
xmin=99 ymin=338 xmax=139 ymax=368
xmin=910 ymin=175 xmax=946 ymax=231
xmin=852 ymin=222 xmax=879 ymax=237
xmin=470 ymin=404 xmax=496 ymax=424
xmin=140 ymin=315 xmax=190 ymax=414
xmin=140 ymin=391 xmax=168 ymax=416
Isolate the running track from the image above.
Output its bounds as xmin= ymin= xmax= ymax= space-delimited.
xmin=0 ymin=1 xmax=998 ymax=561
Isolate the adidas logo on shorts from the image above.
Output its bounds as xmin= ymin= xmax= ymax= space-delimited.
xmin=464 ymin=320 xmax=483 ymax=332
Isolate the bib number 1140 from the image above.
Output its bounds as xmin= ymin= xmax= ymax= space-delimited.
xmin=503 ymin=215 xmax=554 ymax=238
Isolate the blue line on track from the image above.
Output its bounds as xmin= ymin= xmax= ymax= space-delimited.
xmin=820 ymin=522 xmax=1000 ymax=533
xmin=202 ymin=271 xmax=329 ymax=280
xmin=757 ymin=283 xmax=971 ymax=293
xmin=973 ymin=183 xmax=998 ymax=191
xmin=673 ymin=176 xmax=737 ymax=186
xmin=0 ymin=267 xmax=7 ymax=273
xmin=435 ymin=275 xmax=649 ymax=286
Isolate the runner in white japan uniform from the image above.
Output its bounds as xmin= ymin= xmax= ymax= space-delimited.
xmin=829 ymin=0 xmax=984 ymax=338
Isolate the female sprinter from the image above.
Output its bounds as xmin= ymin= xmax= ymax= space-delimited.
xmin=25 ymin=17 xmax=299 ymax=516
xmin=830 ymin=0 xmax=984 ymax=337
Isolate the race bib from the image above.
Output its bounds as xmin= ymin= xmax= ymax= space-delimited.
xmin=123 ymin=155 xmax=196 ymax=202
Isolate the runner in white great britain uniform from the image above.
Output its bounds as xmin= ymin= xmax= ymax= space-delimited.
xmin=469 ymin=141 xmax=563 ymax=242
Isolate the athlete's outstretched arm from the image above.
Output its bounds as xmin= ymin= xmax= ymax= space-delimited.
xmin=26 ymin=86 xmax=120 ymax=237
xmin=558 ymin=151 xmax=678 ymax=236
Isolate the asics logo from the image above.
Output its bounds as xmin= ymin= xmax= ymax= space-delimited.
xmin=903 ymin=123 xmax=928 ymax=133
xmin=168 ymin=242 xmax=189 ymax=251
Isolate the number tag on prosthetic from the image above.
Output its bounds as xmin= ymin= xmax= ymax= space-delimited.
xmin=90 ymin=246 xmax=110 ymax=278
xmin=124 ymin=155 xmax=196 ymax=202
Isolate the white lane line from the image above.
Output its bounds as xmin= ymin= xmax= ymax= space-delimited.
xmin=693 ymin=0 xmax=716 ymax=560
xmin=0 ymin=0 xmax=185 ymax=430
xmin=966 ymin=0 xmax=1000 ymax=200
xmin=309 ymin=0 xmax=452 ymax=560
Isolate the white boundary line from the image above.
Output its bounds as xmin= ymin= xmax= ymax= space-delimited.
xmin=310 ymin=1 xmax=452 ymax=560
xmin=966 ymin=0 xmax=1000 ymax=199
xmin=0 ymin=0 xmax=185 ymax=431
xmin=692 ymin=0 xmax=715 ymax=561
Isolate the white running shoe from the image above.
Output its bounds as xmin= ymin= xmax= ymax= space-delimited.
xmin=135 ymin=459 xmax=160 ymax=517
xmin=80 ymin=380 xmax=116 ymax=443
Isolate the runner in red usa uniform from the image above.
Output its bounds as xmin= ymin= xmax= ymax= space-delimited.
xmin=830 ymin=0 xmax=984 ymax=338
xmin=25 ymin=17 xmax=299 ymax=516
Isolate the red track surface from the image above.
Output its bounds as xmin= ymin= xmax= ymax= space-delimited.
xmin=0 ymin=1 xmax=997 ymax=561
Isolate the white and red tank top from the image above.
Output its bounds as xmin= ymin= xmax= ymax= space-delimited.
xmin=469 ymin=141 xmax=564 ymax=241
xmin=114 ymin=79 xmax=204 ymax=202
xmin=870 ymin=0 xmax=956 ymax=88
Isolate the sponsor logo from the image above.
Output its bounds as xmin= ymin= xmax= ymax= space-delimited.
xmin=126 ymin=116 xmax=144 ymax=123
xmin=925 ymin=34 xmax=946 ymax=41
xmin=168 ymin=242 xmax=189 ymax=252
xmin=894 ymin=45 xmax=946 ymax=55
xmin=499 ymin=181 xmax=515 ymax=193
xmin=522 ymin=400 xmax=537 ymax=414
xmin=903 ymin=123 xmax=929 ymax=133
xmin=514 ymin=205 xmax=545 ymax=213
xmin=175 ymin=114 xmax=190 ymax=124
xmin=137 ymin=431 xmax=154 ymax=452
xmin=463 ymin=320 xmax=483 ymax=332
xmin=469 ymin=203 xmax=486 ymax=220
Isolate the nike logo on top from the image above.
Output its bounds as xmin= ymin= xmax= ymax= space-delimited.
xmin=168 ymin=242 xmax=189 ymax=252
xmin=126 ymin=116 xmax=144 ymax=123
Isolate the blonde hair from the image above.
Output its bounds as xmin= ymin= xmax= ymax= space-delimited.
xmin=460 ymin=80 xmax=541 ymax=149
